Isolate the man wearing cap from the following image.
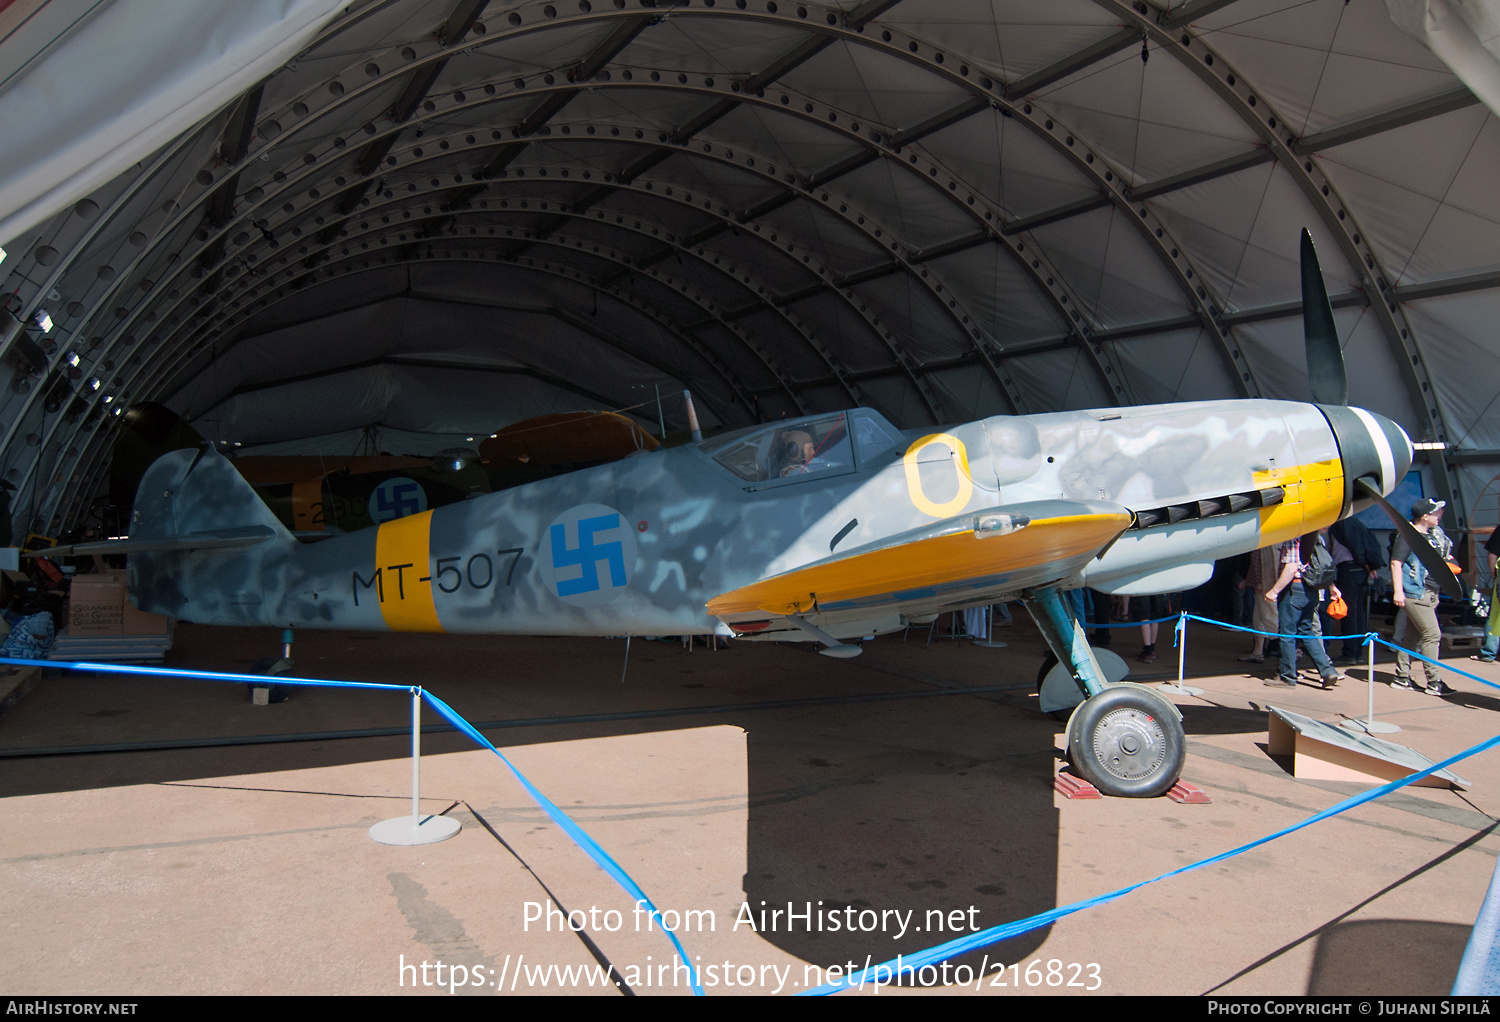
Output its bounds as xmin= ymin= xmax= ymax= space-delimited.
xmin=1390 ymin=497 xmax=1458 ymax=696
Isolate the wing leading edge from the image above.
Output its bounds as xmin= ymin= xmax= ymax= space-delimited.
xmin=707 ymin=499 xmax=1132 ymax=620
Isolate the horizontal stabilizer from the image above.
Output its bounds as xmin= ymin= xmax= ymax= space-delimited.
xmin=25 ymin=526 xmax=279 ymax=558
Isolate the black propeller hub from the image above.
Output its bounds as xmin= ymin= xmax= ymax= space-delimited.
xmin=1316 ymin=404 xmax=1413 ymax=517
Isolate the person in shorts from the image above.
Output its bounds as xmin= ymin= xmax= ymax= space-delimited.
xmin=1129 ymin=593 xmax=1177 ymax=664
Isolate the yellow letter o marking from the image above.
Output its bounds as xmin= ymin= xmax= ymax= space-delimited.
xmin=903 ymin=433 xmax=973 ymax=517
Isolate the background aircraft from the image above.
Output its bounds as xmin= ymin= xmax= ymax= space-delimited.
xmin=40 ymin=232 xmax=1456 ymax=799
xmin=112 ymin=406 xmax=659 ymax=534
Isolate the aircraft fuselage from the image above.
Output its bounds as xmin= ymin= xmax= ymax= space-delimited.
xmin=127 ymin=397 xmax=1410 ymax=641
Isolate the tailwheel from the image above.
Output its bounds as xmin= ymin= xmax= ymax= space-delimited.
xmin=1067 ymin=684 xmax=1184 ymax=798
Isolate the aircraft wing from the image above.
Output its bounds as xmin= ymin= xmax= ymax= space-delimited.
xmin=707 ymin=499 xmax=1132 ymax=620
xmin=22 ymin=526 xmax=280 ymax=559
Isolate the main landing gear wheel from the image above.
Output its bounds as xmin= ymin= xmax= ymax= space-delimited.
xmin=1066 ymin=685 xmax=1185 ymax=798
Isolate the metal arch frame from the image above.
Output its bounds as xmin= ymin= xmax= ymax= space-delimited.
xmin=34 ymin=83 xmax=885 ymax=443
xmin=88 ymin=227 xmax=811 ymax=442
xmin=101 ymin=206 xmax=824 ymax=421
xmin=58 ymin=72 xmax=1096 ymax=432
xmin=145 ymin=204 xmax=856 ymax=416
xmin=195 ymin=358 xmax=633 ymax=424
xmin=281 ymin=139 xmax=959 ymax=422
xmin=41 ymin=253 xmax=768 ymax=531
xmin=6 ymin=0 xmax=1342 ymax=471
xmin=264 ymin=118 xmax=1023 ymax=417
xmin=475 ymin=193 xmax=933 ymax=414
xmin=38 ymin=9 xmax=1109 ymax=416
xmin=0 ymin=119 xmax=227 ymax=461
xmin=6 ymin=148 xmax=829 ymax=504
xmin=178 ymin=73 xmax=1048 ymax=424
xmin=171 ymin=290 xmax=750 ymax=424
xmin=8 ymin=0 xmax=1302 ymax=495
xmin=1093 ymin=0 xmax=1465 ymax=522
xmin=0 ymin=122 xmax=211 ymax=360
xmin=9 ymin=4 xmax=1142 ymax=452
xmin=89 ymin=227 xmax=805 ymax=442
xmin=413 ymin=0 xmax=1246 ymax=399
xmin=581 ymin=151 xmax=1031 ymax=414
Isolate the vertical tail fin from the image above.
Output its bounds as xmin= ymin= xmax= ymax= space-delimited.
xmin=128 ymin=447 xmax=298 ymax=622
xmin=132 ymin=446 xmax=295 ymax=544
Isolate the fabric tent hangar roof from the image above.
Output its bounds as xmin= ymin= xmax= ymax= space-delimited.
xmin=0 ymin=0 xmax=1497 ymax=537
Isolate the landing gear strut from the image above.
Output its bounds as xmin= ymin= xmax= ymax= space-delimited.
xmin=1022 ymin=588 xmax=1185 ymax=798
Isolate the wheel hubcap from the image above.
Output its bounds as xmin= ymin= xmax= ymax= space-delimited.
xmin=1090 ymin=707 xmax=1167 ymax=782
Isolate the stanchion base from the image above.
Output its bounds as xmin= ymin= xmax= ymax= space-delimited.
xmin=1340 ymin=718 xmax=1402 ymax=735
xmin=969 ymin=640 xmax=1008 ymax=648
xmin=1155 ymin=683 xmax=1204 ymax=696
xmin=370 ymin=815 xmax=462 ymax=846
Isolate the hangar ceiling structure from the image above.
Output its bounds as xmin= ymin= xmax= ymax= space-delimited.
xmin=0 ymin=0 xmax=1497 ymax=539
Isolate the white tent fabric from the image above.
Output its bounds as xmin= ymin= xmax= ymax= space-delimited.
xmin=1386 ymin=0 xmax=1500 ymax=116
xmin=0 ymin=0 xmax=344 ymax=249
xmin=0 ymin=0 xmax=1493 ymax=536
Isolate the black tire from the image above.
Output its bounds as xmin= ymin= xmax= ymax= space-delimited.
xmin=1067 ymin=685 xmax=1185 ymax=798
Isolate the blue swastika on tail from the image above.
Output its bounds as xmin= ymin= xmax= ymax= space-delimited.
xmin=550 ymin=514 xmax=627 ymax=596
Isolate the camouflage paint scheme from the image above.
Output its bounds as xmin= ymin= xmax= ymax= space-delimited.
xmin=126 ymin=397 xmax=1411 ymax=644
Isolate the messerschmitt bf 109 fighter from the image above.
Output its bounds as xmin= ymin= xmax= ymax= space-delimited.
xmin=43 ymin=232 xmax=1458 ymax=798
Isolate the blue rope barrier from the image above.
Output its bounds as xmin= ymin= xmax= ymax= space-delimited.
xmin=0 ymin=654 xmax=704 ymax=994
xmin=9 ymin=609 xmax=1498 ymax=998
xmin=420 ymin=689 xmax=704 ymax=995
xmin=1175 ymin=612 xmax=1500 ymax=691
xmin=803 ymin=609 xmax=1500 ymax=995
xmin=804 ymin=724 xmax=1500 ymax=995
xmin=0 ymin=655 xmax=412 ymax=690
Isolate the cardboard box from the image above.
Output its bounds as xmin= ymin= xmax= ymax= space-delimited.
xmin=68 ymin=573 xmax=125 ymax=636
xmin=68 ymin=571 xmax=172 ymax=636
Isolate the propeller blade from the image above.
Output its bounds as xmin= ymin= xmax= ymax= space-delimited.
xmin=1301 ymin=228 xmax=1348 ymax=406
xmin=1354 ymin=477 xmax=1463 ymax=599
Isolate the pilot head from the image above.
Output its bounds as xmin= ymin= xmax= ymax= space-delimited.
xmin=779 ymin=430 xmax=815 ymax=475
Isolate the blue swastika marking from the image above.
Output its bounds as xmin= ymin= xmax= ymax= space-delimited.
xmin=550 ymin=514 xmax=627 ymax=596
xmin=372 ymin=479 xmax=425 ymax=523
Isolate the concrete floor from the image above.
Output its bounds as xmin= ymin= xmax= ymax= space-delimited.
xmin=2 ymin=616 xmax=1499 ymax=996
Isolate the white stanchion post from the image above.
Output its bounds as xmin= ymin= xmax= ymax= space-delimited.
xmin=1179 ymin=617 xmax=1186 ymax=684
xmin=971 ymin=603 xmax=1007 ymax=648
xmin=1157 ymin=613 xmax=1203 ymax=696
xmin=412 ymin=686 xmax=420 ymax=823
xmin=1344 ymin=634 xmax=1400 ymax=734
xmin=371 ymin=686 xmax=462 ymax=845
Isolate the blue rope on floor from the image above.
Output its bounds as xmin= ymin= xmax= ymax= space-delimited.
xmin=0 ymin=654 xmax=705 ymax=995
xmin=805 ymin=611 xmax=1500 ymax=995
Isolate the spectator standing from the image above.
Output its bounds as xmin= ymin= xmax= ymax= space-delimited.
xmin=1130 ymin=592 xmax=1178 ymax=664
xmin=1237 ymin=545 xmax=1278 ymax=664
xmin=1265 ymin=530 xmax=1347 ymax=689
xmin=1390 ymin=498 xmax=1458 ymax=696
xmin=1472 ymin=527 xmax=1499 ymax=665
xmin=1327 ymin=518 xmax=1384 ymax=664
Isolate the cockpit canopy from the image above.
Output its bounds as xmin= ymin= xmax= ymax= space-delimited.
xmin=700 ymin=409 xmax=904 ymax=484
